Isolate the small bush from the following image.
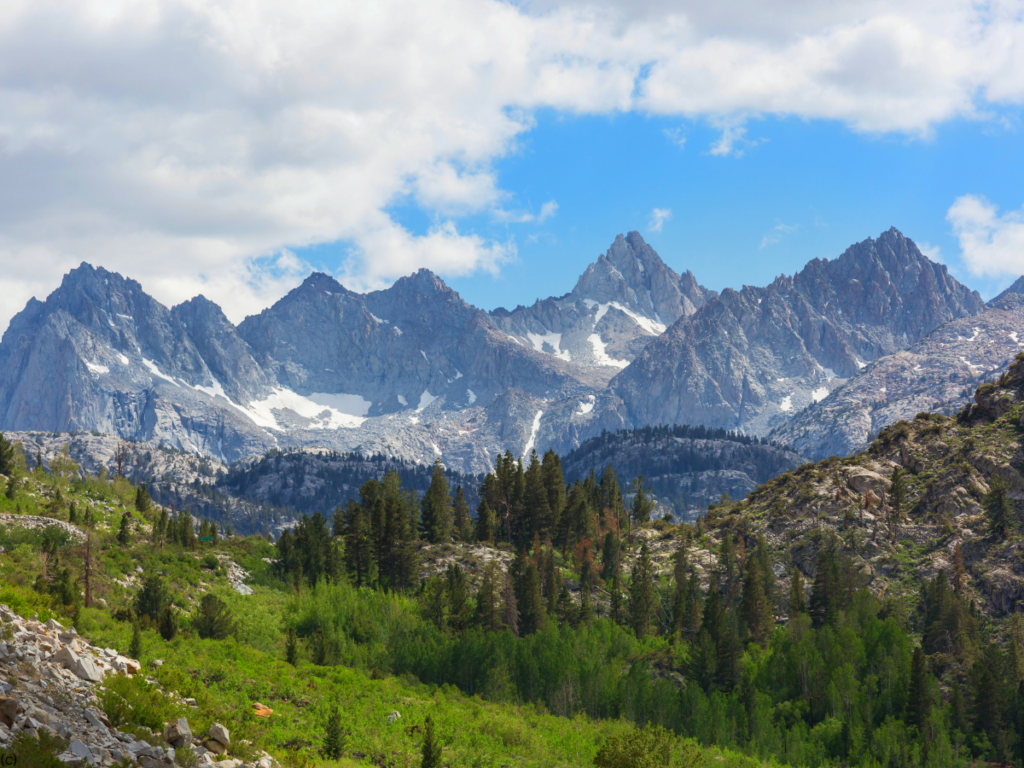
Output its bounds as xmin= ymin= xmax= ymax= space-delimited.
xmin=98 ymin=671 xmax=184 ymax=731
xmin=10 ymin=729 xmax=68 ymax=767
xmin=201 ymin=554 xmax=219 ymax=570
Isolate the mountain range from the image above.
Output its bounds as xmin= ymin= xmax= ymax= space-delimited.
xmin=1 ymin=226 xmax=1019 ymax=472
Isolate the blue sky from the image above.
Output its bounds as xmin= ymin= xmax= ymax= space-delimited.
xmin=393 ymin=111 xmax=1024 ymax=310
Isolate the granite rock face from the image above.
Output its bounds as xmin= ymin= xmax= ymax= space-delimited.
xmin=609 ymin=228 xmax=985 ymax=437
xmin=489 ymin=231 xmax=714 ymax=369
xmin=0 ymin=228 xmax=995 ymax=471
xmin=770 ymin=294 xmax=1024 ymax=460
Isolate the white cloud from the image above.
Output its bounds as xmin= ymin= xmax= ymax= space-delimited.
xmin=663 ymin=127 xmax=686 ymax=149
xmin=537 ymin=200 xmax=559 ymax=223
xmin=647 ymin=208 xmax=672 ymax=233
xmin=947 ymin=195 xmax=1024 ymax=277
xmin=0 ymin=0 xmax=1022 ymax=328
xmin=916 ymin=241 xmax=944 ymax=263
xmin=759 ymin=220 xmax=799 ymax=248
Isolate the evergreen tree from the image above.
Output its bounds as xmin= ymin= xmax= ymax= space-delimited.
xmin=788 ymin=566 xmax=807 ymax=617
xmin=421 ymin=715 xmax=442 ymax=768
xmin=420 ymin=458 xmax=454 ymax=544
xmin=192 ymin=594 xmax=235 ymax=640
xmin=158 ymin=606 xmax=177 ymax=641
xmin=906 ymin=646 xmax=930 ymax=730
xmin=609 ymin=574 xmax=625 ymax=627
xmin=577 ymin=542 xmax=594 ymax=624
xmin=134 ymin=574 xmax=169 ymax=622
xmin=741 ymin=556 xmax=773 ymax=645
xmin=116 ymin=513 xmax=131 ymax=548
xmin=541 ymin=541 xmax=558 ymax=616
xmin=475 ymin=561 xmax=501 ymax=631
xmin=285 ymin=628 xmax=299 ymax=665
xmin=516 ymin=558 xmax=546 ymax=636
xmin=599 ymin=466 xmax=625 ymax=532
xmin=951 ymin=542 xmax=967 ymax=593
xmin=671 ymin=540 xmax=691 ymax=636
xmin=475 ymin=500 xmax=495 ymax=544
xmin=66 ymin=500 xmax=75 ymax=523
xmin=950 ymin=677 xmax=967 ymax=734
xmin=809 ymin=544 xmax=840 ymax=628
xmin=342 ymin=499 xmax=373 ymax=587
xmin=128 ymin=622 xmax=142 ymax=660
xmin=445 ymin=563 xmax=471 ymax=632
xmin=502 ymin=572 xmax=519 ymax=638
xmin=0 ymin=432 xmax=15 ymax=477
xmin=134 ymin=483 xmax=152 ymax=513
xmin=984 ymin=476 xmax=1014 ymax=537
xmin=601 ymin=531 xmax=620 ymax=583
xmin=754 ymin=536 xmax=776 ymax=609
xmin=523 ymin=452 xmax=552 ymax=542
xmin=452 ymin=485 xmax=473 ymax=542
xmin=628 ymin=544 xmax=657 ymax=639
xmin=629 ymin=476 xmax=654 ymax=537
xmin=689 ymin=626 xmax=719 ymax=693
xmin=323 ymin=704 xmax=345 ymax=760
xmin=541 ymin=450 xmax=566 ymax=537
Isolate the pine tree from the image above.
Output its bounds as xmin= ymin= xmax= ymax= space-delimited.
xmin=599 ymin=466 xmax=625 ymax=533
xmin=0 ymin=432 xmax=15 ymax=477
xmin=445 ymin=563 xmax=471 ymax=632
xmin=609 ymin=574 xmax=625 ymax=627
xmin=541 ymin=450 xmax=566 ymax=537
xmin=541 ymin=541 xmax=558 ymax=616
xmin=285 ymin=628 xmax=299 ymax=665
xmin=788 ymin=567 xmax=807 ymax=617
xmin=128 ymin=622 xmax=142 ymax=660
xmin=689 ymin=627 xmax=719 ymax=693
xmin=907 ymin=646 xmax=931 ymax=730
xmin=629 ymin=544 xmax=657 ymax=640
xmin=741 ymin=556 xmax=773 ymax=645
xmin=516 ymin=558 xmax=546 ymax=636
xmin=452 ymin=485 xmax=472 ymax=542
xmin=323 ymin=704 xmax=345 ymax=760
xmin=342 ymin=499 xmax=372 ymax=587
xmin=629 ymin=476 xmax=654 ymax=540
xmin=66 ymin=500 xmax=76 ymax=523
xmin=135 ymin=483 xmax=152 ymax=513
xmin=475 ymin=500 xmax=495 ymax=544
xmin=158 ymin=606 xmax=177 ymax=641
xmin=809 ymin=544 xmax=839 ymax=628
xmin=502 ymin=572 xmax=519 ymax=638
xmin=135 ymin=574 xmax=169 ymax=622
xmin=950 ymin=677 xmax=967 ymax=734
xmin=577 ymin=542 xmax=594 ymax=624
xmin=475 ymin=561 xmax=501 ymax=631
xmin=420 ymin=458 xmax=453 ymax=544
xmin=117 ymin=513 xmax=131 ymax=548
xmin=984 ymin=476 xmax=1014 ymax=537
xmin=523 ymin=452 xmax=552 ymax=542
xmin=193 ymin=594 xmax=235 ymax=640
xmin=601 ymin=531 xmax=620 ymax=582
xmin=671 ymin=540 xmax=691 ymax=636
xmin=421 ymin=715 xmax=442 ymax=768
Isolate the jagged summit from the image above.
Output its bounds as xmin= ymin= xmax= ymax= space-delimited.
xmin=990 ymin=275 xmax=1024 ymax=306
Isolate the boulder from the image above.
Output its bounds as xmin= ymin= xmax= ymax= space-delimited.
xmin=207 ymin=722 xmax=230 ymax=747
xmin=845 ymin=468 xmax=891 ymax=497
xmin=70 ymin=739 xmax=92 ymax=759
xmin=163 ymin=716 xmax=193 ymax=747
xmin=204 ymin=739 xmax=228 ymax=755
xmin=0 ymin=697 xmax=19 ymax=727
xmin=51 ymin=646 xmax=105 ymax=683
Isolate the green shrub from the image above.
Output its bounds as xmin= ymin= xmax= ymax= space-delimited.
xmin=10 ymin=730 xmax=67 ymax=767
xmin=98 ymin=671 xmax=184 ymax=731
xmin=201 ymin=553 xmax=219 ymax=570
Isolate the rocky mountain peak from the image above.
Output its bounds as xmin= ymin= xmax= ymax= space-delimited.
xmin=990 ymin=275 xmax=1024 ymax=306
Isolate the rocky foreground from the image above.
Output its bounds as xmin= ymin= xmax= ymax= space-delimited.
xmin=0 ymin=606 xmax=277 ymax=767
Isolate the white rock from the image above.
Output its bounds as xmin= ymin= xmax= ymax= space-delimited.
xmin=207 ymin=722 xmax=230 ymax=747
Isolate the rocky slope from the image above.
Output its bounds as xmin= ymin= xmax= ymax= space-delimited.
xmin=770 ymin=293 xmax=1024 ymax=460
xmin=0 ymin=228 xmax=992 ymax=472
xmin=608 ymin=228 xmax=985 ymax=436
xmin=714 ymin=353 xmax=1024 ymax=616
xmin=0 ymin=607 xmax=276 ymax=768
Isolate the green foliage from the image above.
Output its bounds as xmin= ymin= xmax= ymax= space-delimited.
xmin=192 ymin=593 xmax=235 ymax=640
xmin=10 ymin=729 xmax=67 ymax=767
xmin=135 ymin=573 xmax=169 ymax=622
xmin=159 ymin=605 xmax=178 ymax=641
xmin=323 ymin=703 xmax=346 ymax=760
xmin=116 ymin=513 xmax=132 ymax=547
xmin=421 ymin=458 xmax=454 ymax=544
xmin=983 ymin=476 xmax=1015 ymax=537
xmin=98 ymin=672 xmax=184 ymax=731
xmin=421 ymin=715 xmax=443 ymax=768
xmin=0 ymin=432 xmax=16 ymax=478
xmin=129 ymin=622 xmax=143 ymax=660
xmin=594 ymin=724 xmax=691 ymax=768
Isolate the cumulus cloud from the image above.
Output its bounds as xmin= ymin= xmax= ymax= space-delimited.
xmin=947 ymin=195 xmax=1024 ymax=277
xmin=647 ymin=208 xmax=672 ymax=232
xmin=0 ymin=0 xmax=1022 ymax=329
